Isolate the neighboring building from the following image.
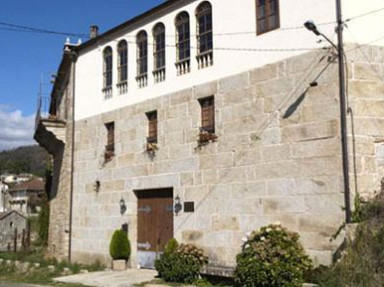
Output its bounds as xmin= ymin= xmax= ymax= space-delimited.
xmin=2 ymin=174 xmax=33 ymax=185
xmin=7 ymin=178 xmax=45 ymax=215
xmin=0 ymin=181 xmax=9 ymax=212
xmin=34 ymin=0 xmax=384 ymax=270
xmin=0 ymin=210 xmax=27 ymax=252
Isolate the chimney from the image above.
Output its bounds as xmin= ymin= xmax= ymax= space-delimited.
xmin=90 ymin=25 xmax=99 ymax=39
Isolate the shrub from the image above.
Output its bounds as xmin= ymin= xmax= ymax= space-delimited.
xmin=155 ymin=241 xmax=208 ymax=283
xmin=109 ymin=229 xmax=131 ymax=260
xmin=164 ymin=238 xmax=179 ymax=255
xmin=234 ymin=223 xmax=313 ymax=287
xmin=310 ymin=193 xmax=384 ymax=286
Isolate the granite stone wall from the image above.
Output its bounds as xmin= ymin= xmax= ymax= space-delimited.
xmin=70 ymin=46 xmax=384 ymax=268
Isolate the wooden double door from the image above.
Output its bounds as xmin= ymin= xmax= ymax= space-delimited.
xmin=136 ymin=188 xmax=173 ymax=269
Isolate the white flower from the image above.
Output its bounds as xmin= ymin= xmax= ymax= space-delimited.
xmin=244 ymin=244 xmax=250 ymax=249
xmin=260 ymin=236 xmax=265 ymax=241
xmin=246 ymin=231 xmax=252 ymax=238
xmin=241 ymin=237 xmax=248 ymax=243
xmin=266 ymin=228 xmax=271 ymax=233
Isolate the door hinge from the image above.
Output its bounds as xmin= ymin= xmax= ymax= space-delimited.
xmin=137 ymin=242 xmax=151 ymax=250
xmin=138 ymin=206 xmax=151 ymax=213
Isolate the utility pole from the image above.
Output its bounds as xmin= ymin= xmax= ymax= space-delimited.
xmin=304 ymin=0 xmax=352 ymax=223
xmin=336 ymin=0 xmax=351 ymax=223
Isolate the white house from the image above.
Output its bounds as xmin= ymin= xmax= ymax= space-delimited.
xmin=0 ymin=181 xmax=9 ymax=212
xmin=35 ymin=0 xmax=384 ymax=271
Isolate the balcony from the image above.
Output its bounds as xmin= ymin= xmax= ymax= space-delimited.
xmin=175 ymin=59 xmax=190 ymax=76
xmin=34 ymin=96 xmax=66 ymax=154
xmin=117 ymin=81 xmax=128 ymax=95
xmin=196 ymin=51 xmax=213 ymax=69
xmin=136 ymin=74 xmax=148 ymax=88
xmin=153 ymin=68 xmax=165 ymax=83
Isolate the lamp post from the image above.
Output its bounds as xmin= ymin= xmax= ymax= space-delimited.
xmin=304 ymin=0 xmax=351 ymax=223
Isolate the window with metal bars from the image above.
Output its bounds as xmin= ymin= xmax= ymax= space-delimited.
xmin=153 ymin=23 xmax=166 ymax=70
xmin=196 ymin=2 xmax=213 ymax=56
xmin=175 ymin=12 xmax=191 ymax=62
xmin=146 ymin=111 xmax=158 ymax=144
xmin=117 ymin=40 xmax=128 ymax=83
xmin=105 ymin=122 xmax=115 ymax=161
xmin=199 ymin=96 xmax=215 ymax=134
xmin=137 ymin=31 xmax=148 ymax=76
xmin=256 ymin=0 xmax=280 ymax=35
xmin=103 ymin=47 xmax=113 ymax=88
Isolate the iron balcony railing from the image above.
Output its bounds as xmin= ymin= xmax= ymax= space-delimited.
xmin=34 ymin=95 xmax=50 ymax=131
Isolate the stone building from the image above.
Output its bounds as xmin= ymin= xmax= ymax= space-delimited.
xmin=0 ymin=210 xmax=27 ymax=252
xmin=34 ymin=0 xmax=384 ymax=270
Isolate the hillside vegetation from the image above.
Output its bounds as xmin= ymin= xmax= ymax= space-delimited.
xmin=0 ymin=145 xmax=48 ymax=176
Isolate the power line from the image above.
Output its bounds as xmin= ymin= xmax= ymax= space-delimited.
xmin=0 ymin=21 xmax=88 ymax=38
xmin=113 ymin=38 xmax=325 ymax=53
xmin=345 ymin=6 xmax=384 ymax=23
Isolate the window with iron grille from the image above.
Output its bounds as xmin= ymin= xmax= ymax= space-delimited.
xmin=103 ymin=47 xmax=113 ymax=88
xmin=153 ymin=23 xmax=166 ymax=70
xmin=176 ymin=12 xmax=191 ymax=63
xmin=105 ymin=122 xmax=115 ymax=161
xmin=117 ymin=40 xmax=128 ymax=83
xmin=196 ymin=2 xmax=213 ymax=56
xmin=137 ymin=31 xmax=148 ymax=76
xmin=199 ymin=96 xmax=215 ymax=134
xmin=146 ymin=111 xmax=158 ymax=144
xmin=256 ymin=0 xmax=280 ymax=35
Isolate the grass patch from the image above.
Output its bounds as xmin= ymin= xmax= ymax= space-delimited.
xmin=0 ymin=249 xmax=104 ymax=287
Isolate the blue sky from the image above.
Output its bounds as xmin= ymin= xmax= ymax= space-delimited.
xmin=0 ymin=0 xmax=163 ymax=150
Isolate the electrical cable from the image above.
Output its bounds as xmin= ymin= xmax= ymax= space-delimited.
xmin=0 ymin=21 xmax=88 ymax=38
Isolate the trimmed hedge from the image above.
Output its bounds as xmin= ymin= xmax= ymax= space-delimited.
xmin=109 ymin=229 xmax=131 ymax=260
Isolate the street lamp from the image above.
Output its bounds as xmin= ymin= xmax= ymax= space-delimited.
xmin=304 ymin=12 xmax=351 ymax=224
xmin=303 ymin=20 xmax=337 ymax=49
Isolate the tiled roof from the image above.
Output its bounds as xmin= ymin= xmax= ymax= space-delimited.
xmin=8 ymin=178 xmax=45 ymax=192
xmin=0 ymin=210 xmax=26 ymax=220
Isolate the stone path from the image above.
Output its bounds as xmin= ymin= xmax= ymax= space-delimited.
xmin=54 ymin=269 xmax=158 ymax=287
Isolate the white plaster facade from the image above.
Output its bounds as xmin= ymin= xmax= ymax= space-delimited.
xmin=74 ymin=0 xmax=384 ymax=121
xmin=0 ymin=182 xmax=9 ymax=212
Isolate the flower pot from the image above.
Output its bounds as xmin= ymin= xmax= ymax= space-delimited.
xmin=112 ymin=259 xmax=126 ymax=271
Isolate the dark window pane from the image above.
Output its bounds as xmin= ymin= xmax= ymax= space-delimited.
xmin=257 ymin=0 xmax=279 ymax=34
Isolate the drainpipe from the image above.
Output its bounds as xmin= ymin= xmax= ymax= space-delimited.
xmin=68 ymin=49 xmax=78 ymax=262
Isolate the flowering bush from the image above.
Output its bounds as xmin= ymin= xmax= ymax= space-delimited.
xmin=234 ymin=223 xmax=313 ymax=287
xmin=196 ymin=129 xmax=218 ymax=149
xmin=155 ymin=241 xmax=208 ymax=283
xmin=146 ymin=142 xmax=158 ymax=154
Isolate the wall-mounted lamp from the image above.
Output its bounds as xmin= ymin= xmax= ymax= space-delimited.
xmin=174 ymin=195 xmax=182 ymax=216
xmin=120 ymin=197 xmax=127 ymax=215
xmin=94 ymin=180 xmax=100 ymax=192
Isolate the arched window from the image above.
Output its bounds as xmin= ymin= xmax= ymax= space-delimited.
xmin=136 ymin=30 xmax=148 ymax=88
xmin=117 ymin=40 xmax=128 ymax=94
xmin=196 ymin=2 xmax=213 ymax=68
xmin=103 ymin=47 xmax=113 ymax=99
xmin=256 ymin=0 xmax=279 ymax=35
xmin=153 ymin=23 xmax=166 ymax=83
xmin=175 ymin=12 xmax=190 ymax=75
xmin=117 ymin=40 xmax=128 ymax=83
